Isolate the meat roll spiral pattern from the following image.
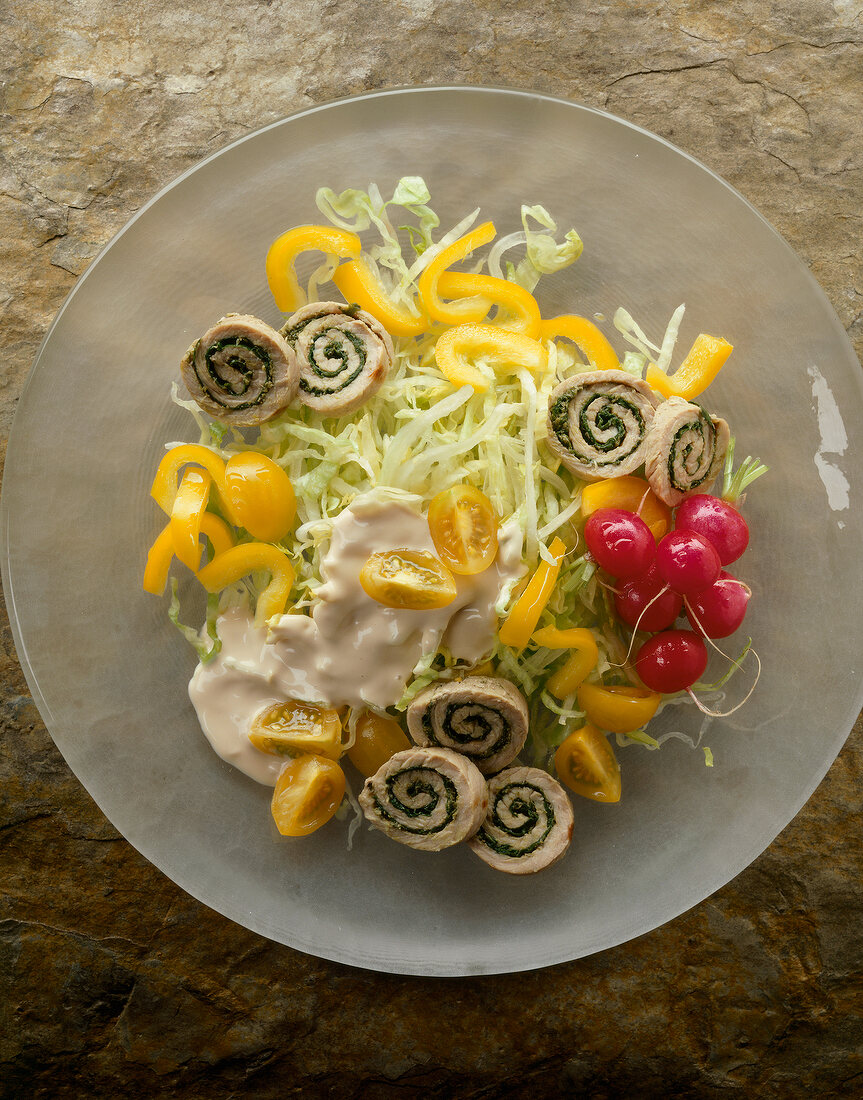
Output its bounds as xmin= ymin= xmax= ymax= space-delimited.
xmin=468 ymin=766 xmax=574 ymax=874
xmin=644 ymin=396 xmax=730 ymax=506
xmin=545 ymin=369 xmax=659 ymax=481
xmin=359 ymin=747 xmax=488 ymax=851
xmin=407 ymin=676 xmax=529 ymax=776
xmin=280 ymin=301 xmax=394 ymax=415
xmin=180 ymin=314 xmax=300 ymax=426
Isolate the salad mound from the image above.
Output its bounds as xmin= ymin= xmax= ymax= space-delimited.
xmin=143 ymin=177 xmax=765 ymax=873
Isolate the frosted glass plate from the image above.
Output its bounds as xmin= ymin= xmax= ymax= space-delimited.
xmin=3 ymin=87 xmax=861 ymax=976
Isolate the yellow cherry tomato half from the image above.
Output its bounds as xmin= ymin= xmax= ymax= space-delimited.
xmin=347 ymin=710 xmax=411 ymax=778
xmin=359 ymin=548 xmax=457 ymax=610
xmin=554 ymin=722 xmax=621 ymax=803
xmin=223 ymin=452 xmax=296 ymax=543
xmin=271 ymin=754 xmax=346 ymax=837
xmin=427 ymin=484 xmax=499 ymax=576
xmin=250 ymin=700 xmax=344 ymax=760
xmin=580 ymin=475 xmax=672 ymax=541
xmin=577 ymin=682 xmax=662 ymax=735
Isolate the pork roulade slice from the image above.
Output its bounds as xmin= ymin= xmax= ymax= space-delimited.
xmin=644 ymin=396 xmax=730 ymax=506
xmin=468 ymin=766 xmax=574 ymax=874
xmin=181 ymin=314 xmax=300 ymax=426
xmin=545 ymin=369 xmax=659 ymax=481
xmin=407 ymin=676 xmax=529 ymax=776
xmin=280 ymin=301 xmax=394 ymax=415
xmin=359 ymin=747 xmax=488 ymax=851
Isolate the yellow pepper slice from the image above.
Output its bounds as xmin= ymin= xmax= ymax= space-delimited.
xmin=332 ymin=258 xmax=427 ymax=337
xmin=170 ymin=468 xmax=212 ymax=571
xmin=539 ymin=315 xmax=619 ymax=371
xmin=580 ymin=475 xmax=672 ymax=541
xmin=271 ymin=754 xmax=346 ymax=837
xmin=532 ymin=626 xmax=599 ymax=699
xmin=150 ymin=444 xmax=230 ymax=517
xmin=347 ymin=710 xmax=411 ymax=778
xmin=437 ymin=271 xmax=541 ymax=338
xmin=577 ymin=682 xmax=662 ymax=735
xmin=223 ymin=452 xmax=296 ymax=543
xmin=417 ymin=220 xmax=497 ymax=325
xmin=266 ymin=225 xmax=362 ymax=313
xmin=555 ymin=722 xmax=621 ymax=803
xmin=498 ymin=537 xmax=567 ymax=652
xmin=143 ymin=513 xmax=235 ymax=595
xmin=434 ymin=323 xmax=548 ymax=393
xmin=645 ymin=333 xmax=733 ymax=400
xmin=196 ymin=542 xmax=295 ymax=627
xmin=250 ymin=700 xmax=345 ymax=760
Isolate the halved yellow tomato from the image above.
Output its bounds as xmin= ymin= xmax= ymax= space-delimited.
xmin=359 ymin=548 xmax=457 ymax=610
xmin=271 ymin=754 xmax=346 ymax=837
xmin=347 ymin=710 xmax=411 ymax=777
xmin=580 ymin=475 xmax=671 ymax=541
xmin=250 ymin=700 xmax=344 ymax=759
xmin=554 ymin=722 xmax=621 ymax=803
xmin=427 ymin=484 xmax=498 ymax=576
xmin=223 ymin=452 xmax=296 ymax=543
xmin=577 ymin=683 xmax=661 ymax=735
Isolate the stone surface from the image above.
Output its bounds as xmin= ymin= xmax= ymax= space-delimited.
xmin=1 ymin=1 xmax=862 ymax=1096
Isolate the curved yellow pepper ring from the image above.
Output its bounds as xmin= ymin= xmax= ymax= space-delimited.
xmin=539 ymin=316 xmax=619 ymax=372
xmin=143 ymin=513 xmax=235 ymax=595
xmin=331 ymin=258 xmax=427 ymax=337
xmin=196 ymin=542 xmax=295 ymax=627
xmin=645 ymin=333 xmax=733 ymax=400
xmin=577 ymin=682 xmax=662 ymax=735
xmin=532 ymin=626 xmax=599 ymax=699
xmin=498 ymin=537 xmax=566 ymax=652
xmin=437 ymin=271 xmax=541 ymax=339
xmin=580 ymin=475 xmax=672 ymax=541
xmin=434 ymin=323 xmax=548 ymax=394
xmin=223 ymin=452 xmax=296 ymax=543
xmin=171 ymin=468 xmax=212 ymax=571
xmin=266 ymin=225 xmax=362 ymax=313
xmin=417 ymin=220 xmax=497 ymax=325
xmin=150 ymin=444 xmax=230 ymax=518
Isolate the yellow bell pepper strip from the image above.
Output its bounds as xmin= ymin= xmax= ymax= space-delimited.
xmin=250 ymin=700 xmax=345 ymax=760
xmin=554 ymin=722 xmax=621 ymax=803
xmin=223 ymin=452 xmax=296 ymax=543
xmin=539 ymin=316 xmax=619 ymax=372
xmin=265 ymin=225 xmax=362 ymax=313
xmin=437 ymin=271 xmax=541 ymax=339
xmin=196 ymin=542 xmax=295 ymax=627
xmin=434 ymin=323 xmax=548 ymax=394
xmin=331 ymin=257 xmax=427 ymax=337
xmin=577 ymin=682 xmax=662 ymax=735
xmin=580 ymin=475 xmax=672 ymax=541
xmin=532 ymin=626 xmax=599 ymax=699
xmin=646 ymin=333 xmax=733 ymax=400
xmin=150 ymin=444 xmax=230 ymax=518
xmin=498 ymin=537 xmax=567 ymax=652
xmin=270 ymin=754 xmax=346 ymax=836
xmin=417 ymin=220 xmax=497 ymax=325
xmin=143 ymin=513 xmax=235 ymax=595
xmin=347 ymin=710 xmax=411 ymax=778
xmin=170 ymin=468 xmax=212 ymax=571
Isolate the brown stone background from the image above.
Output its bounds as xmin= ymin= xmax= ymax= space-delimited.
xmin=2 ymin=1 xmax=862 ymax=1097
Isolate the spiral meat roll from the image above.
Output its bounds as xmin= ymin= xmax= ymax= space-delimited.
xmin=359 ymin=747 xmax=488 ymax=851
xmin=468 ymin=767 xmax=574 ymax=874
xmin=545 ymin=369 xmax=659 ymax=480
xmin=180 ymin=314 xmax=299 ymax=426
xmin=644 ymin=396 xmax=730 ymax=506
xmin=280 ymin=301 xmax=394 ymax=415
xmin=407 ymin=676 xmax=529 ymax=776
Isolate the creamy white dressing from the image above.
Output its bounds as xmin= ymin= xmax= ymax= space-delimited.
xmin=189 ymin=489 xmax=524 ymax=785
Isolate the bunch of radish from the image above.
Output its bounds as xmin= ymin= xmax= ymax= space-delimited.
xmin=584 ymin=494 xmax=752 ymax=695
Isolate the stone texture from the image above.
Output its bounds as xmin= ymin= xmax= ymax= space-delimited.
xmin=1 ymin=1 xmax=862 ymax=1096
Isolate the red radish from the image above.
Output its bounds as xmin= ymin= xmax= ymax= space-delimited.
xmin=656 ymin=530 xmax=721 ymax=595
xmin=685 ymin=571 xmax=750 ymax=639
xmin=635 ymin=630 xmax=708 ymax=693
xmin=614 ymin=563 xmax=683 ymax=632
xmin=674 ymin=494 xmax=749 ymax=565
xmin=584 ymin=509 xmax=656 ymax=578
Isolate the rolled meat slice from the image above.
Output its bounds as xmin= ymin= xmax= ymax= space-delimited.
xmin=407 ymin=676 xmax=528 ymax=776
xmin=644 ymin=396 xmax=730 ymax=506
xmin=180 ymin=314 xmax=299 ymax=426
xmin=359 ymin=747 xmax=487 ymax=851
xmin=545 ymin=369 xmax=659 ymax=480
xmin=280 ymin=301 xmax=394 ymax=415
xmin=468 ymin=766 xmax=574 ymax=874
